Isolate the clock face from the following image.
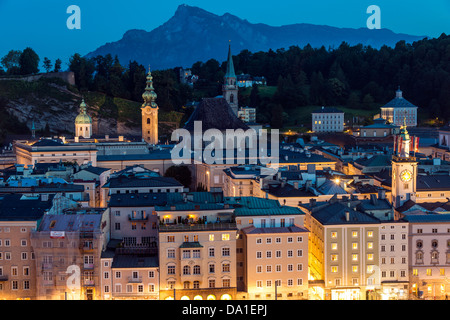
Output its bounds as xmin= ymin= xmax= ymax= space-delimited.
xmin=400 ymin=169 xmax=412 ymax=182
xmin=145 ymin=107 xmax=152 ymax=115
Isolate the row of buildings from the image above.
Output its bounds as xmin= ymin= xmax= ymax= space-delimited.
xmin=311 ymin=87 xmax=418 ymax=134
xmin=1 ymin=43 xmax=450 ymax=301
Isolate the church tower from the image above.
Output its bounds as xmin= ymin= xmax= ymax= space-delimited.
xmin=223 ymin=43 xmax=238 ymax=116
xmin=141 ymin=67 xmax=159 ymax=145
xmin=75 ymin=98 xmax=92 ymax=139
xmin=391 ymin=119 xmax=418 ymax=208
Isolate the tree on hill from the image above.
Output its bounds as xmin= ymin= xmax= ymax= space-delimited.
xmin=1 ymin=50 xmax=22 ymax=75
xmin=43 ymin=57 xmax=52 ymax=73
xmin=53 ymin=59 xmax=62 ymax=72
xmin=19 ymin=47 xmax=40 ymax=75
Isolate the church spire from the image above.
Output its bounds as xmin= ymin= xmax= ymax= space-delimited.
xmin=141 ymin=65 xmax=159 ymax=145
xmin=142 ymin=67 xmax=158 ymax=109
xmin=225 ymin=42 xmax=236 ymax=79
xmin=223 ymin=42 xmax=238 ymax=116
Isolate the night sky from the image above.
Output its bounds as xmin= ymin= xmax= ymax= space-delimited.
xmin=0 ymin=0 xmax=449 ymax=71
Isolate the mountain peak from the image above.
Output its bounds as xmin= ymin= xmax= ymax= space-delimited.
xmin=174 ymin=4 xmax=216 ymax=18
xmin=85 ymin=5 xmax=425 ymax=70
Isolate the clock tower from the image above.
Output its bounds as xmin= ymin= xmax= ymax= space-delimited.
xmin=141 ymin=67 xmax=158 ymax=145
xmin=391 ymin=120 xmax=418 ymax=208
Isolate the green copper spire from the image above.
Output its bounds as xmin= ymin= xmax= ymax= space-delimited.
xmin=75 ymin=98 xmax=92 ymax=124
xmin=224 ymin=42 xmax=236 ymax=79
xmin=142 ymin=66 xmax=158 ymax=108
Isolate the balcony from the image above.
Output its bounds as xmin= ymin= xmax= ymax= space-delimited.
xmin=128 ymin=213 xmax=149 ymax=222
xmin=83 ymin=263 xmax=94 ymax=270
xmin=0 ymin=275 xmax=8 ymax=281
xmin=159 ymin=222 xmax=237 ymax=233
xmin=128 ymin=276 xmax=143 ymax=283
xmin=83 ymin=279 xmax=95 ymax=286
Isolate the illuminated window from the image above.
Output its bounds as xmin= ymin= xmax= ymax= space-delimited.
xmin=352 ymin=254 xmax=358 ymax=261
xmin=331 ymin=243 xmax=338 ymax=250
xmin=367 ymin=265 xmax=374 ymax=273
xmin=209 ymin=234 xmax=214 ymax=241
xmin=352 ymin=266 xmax=358 ymax=273
xmin=367 ymin=254 xmax=374 ymax=261
xmin=352 ymin=231 xmax=358 ymax=238
xmin=331 ymin=266 xmax=338 ymax=273
xmin=426 ymin=269 xmax=432 ymax=276
xmin=352 ymin=242 xmax=358 ymax=250
xmin=331 ymin=232 xmax=337 ymax=239
xmin=412 ymin=269 xmax=418 ymax=276
xmin=331 ymin=254 xmax=338 ymax=261
xmin=222 ymin=234 xmax=230 ymax=241
xmin=367 ymin=242 xmax=373 ymax=249
xmin=367 ymin=231 xmax=373 ymax=237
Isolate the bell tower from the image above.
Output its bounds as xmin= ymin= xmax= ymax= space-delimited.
xmin=141 ymin=67 xmax=159 ymax=145
xmin=223 ymin=43 xmax=238 ymax=116
xmin=391 ymin=119 xmax=418 ymax=208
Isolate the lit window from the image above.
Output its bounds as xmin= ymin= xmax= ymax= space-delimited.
xmin=222 ymin=234 xmax=230 ymax=241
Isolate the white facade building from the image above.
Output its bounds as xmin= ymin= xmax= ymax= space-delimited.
xmin=312 ymin=107 xmax=344 ymax=133
xmin=380 ymin=88 xmax=418 ymax=127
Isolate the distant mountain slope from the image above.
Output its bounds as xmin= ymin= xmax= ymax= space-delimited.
xmin=85 ymin=4 xmax=425 ymax=70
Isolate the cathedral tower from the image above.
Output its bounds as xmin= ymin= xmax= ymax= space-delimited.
xmin=223 ymin=43 xmax=238 ymax=116
xmin=391 ymin=119 xmax=418 ymax=208
xmin=75 ymin=99 xmax=92 ymax=139
xmin=141 ymin=67 xmax=159 ymax=144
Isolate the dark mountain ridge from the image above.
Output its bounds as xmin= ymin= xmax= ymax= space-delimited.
xmin=85 ymin=4 xmax=425 ymax=70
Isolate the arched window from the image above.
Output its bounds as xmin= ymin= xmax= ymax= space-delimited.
xmin=183 ymin=265 xmax=190 ymax=275
xmin=193 ymin=265 xmax=201 ymax=275
xmin=147 ymin=118 xmax=151 ymax=125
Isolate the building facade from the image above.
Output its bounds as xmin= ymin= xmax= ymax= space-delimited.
xmin=312 ymin=107 xmax=344 ymax=133
xmin=380 ymin=88 xmax=418 ymax=127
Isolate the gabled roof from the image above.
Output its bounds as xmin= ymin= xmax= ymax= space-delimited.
xmin=242 ymin=225 xmax=309 ymax=235
xmin=312 ymin=202 xmax=380 ymax=225
xmin=316 ymin=180 xmax=347 ymax=195
xmin=39 ymin=213 xmax=103 ymax=232
xmin=183 ymin=98 xmax=249 ymax=132
xmin=103 ymin=176 xmax=183 ymax=189
xmin=225 ymin=196 xmax=304 ymax=216
xmin=109 ymin=192 xmax=170 ymax=207
xmin=416 ymin=175 xmax=450 ymax=191
xmin=312 ymin=106 xmax=343 ymax=114
xmin=111 ymin=254 xmax=158 ymax=268
xmin=0 ymin=194 xmax=54 ymax=221
xmin=266 ymin=184 xmax=316 ymax=198
xmin=381 ymin=89 xmax=418 ymax=109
